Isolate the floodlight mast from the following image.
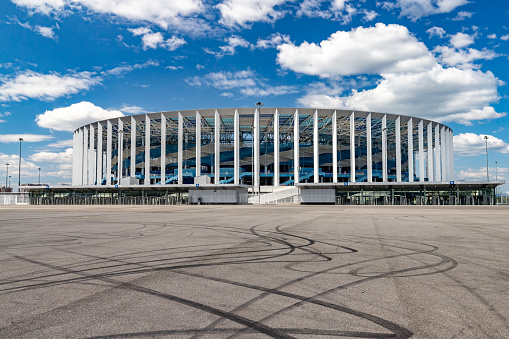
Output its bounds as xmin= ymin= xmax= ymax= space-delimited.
xmin=5 ymin=163 xmax=9 ymax=188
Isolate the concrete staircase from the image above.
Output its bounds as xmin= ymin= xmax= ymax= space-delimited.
xmin=248 ymin=187 xmax=300 ymax=205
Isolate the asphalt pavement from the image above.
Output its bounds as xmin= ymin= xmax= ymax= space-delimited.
xmin=0 ymin=205 xmax=508 ymax=338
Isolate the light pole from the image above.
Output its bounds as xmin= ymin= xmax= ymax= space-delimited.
xmin=255 ymin=102 xmax=263 ymax=204
xmin=38 ymin=167 xmax=41 ymax=185
xmin=484 ymin=135 xmax=489 ymax=181
xmin=18 ymin=138 xmax=23 ymax=192
xmin=8 ymin=176 xmax=11 ymax=189
xmin=5 ymin=163 xmax=8 ymax=188
xmin=495 ymin=160 xmax=498 ymax=203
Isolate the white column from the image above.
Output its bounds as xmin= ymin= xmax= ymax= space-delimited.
xmin=83 ymin=125 xmax=88 ymax=185
xmin=441 ymin=126 xmax=447 ymax=182
xmin=448 ymin=128 xmax=453 ymax=181
xmin=178 ymin=112 xmax=184 ymax=185
xmin=350 ymin=111 xmax=356 ymax=182
xmin=72 ymin=130 xmax=78 ymax=185
xmin=427 ymin=122 xmax=433 ymax=182
xmin=418 ymin=119 xmax=424 ymax=182
xmin=196 ymin=111 xmax=201 ymax=177
xmin=130 ymin=117 xmax=136 ymax=178
xmin=445 ymin=128 xmax=451 ymax=181
xmin=80 ymin=128 xmax=85 ymax=185
xmin=106 ymin=120 xmax=112 ymax=185
xmin=89 ymin=125 xmax=95 ymax=185
xmin=79 ymin=128 xmax=84 ymax=185
xmin=273 ymin=109 xmax=280 ymax=186
xmin=396 ymin=116 xmax=401 ymax=182
xmin=144 ymin=115 xmax=150 ymax=186
xmin=96 ymin=122 xmax=103 ymax=185
xmin=160 ymin=113 xmax=166 ymax=185
xmin=117 ymin=119 xmax=123 ymax=183
xmin=449 ymin=129 xmax=454 ymax=180
xmin=75 ymin=129 xmax=82 ymax=185
xmin=314 ymin=110 xmax=319 ymax=183
xmin=332 ymin=111 xmax=338 ymax=183
xmin=214 ymin=110 xmax=220 ymax=184
xmin=233 ymin=109 xmax=240 ymax=185
xmin=408 ymin=118 xmax=413 ymax=182
xmin=255 ymin=108 xmax=260 ymax=187
xmin=366 ymin=113 xmax=372 ymax=183
xmin=382 ymin=114 xmax=387 ymax=182
xmin=293 ymin=109 xmax=299 ymax=184
xmin=435 ymin=124 xmax=441 ymax=182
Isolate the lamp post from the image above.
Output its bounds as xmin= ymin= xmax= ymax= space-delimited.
xmin=18 ymin=138 xmax=23 ymax=192
xmin=38 ymin=167 xmax=41 ymax=185
xmin=8 ymin=176 xmax=11 ymax=189
xmin=255 ymin=102 xmax=263 ymax=204
xmin=495 ymin=160 xmax=498 ymax=203
xmin=5 ymin=163 xmax=8 ymax=188
xmin=484 ymin=135 xmax=489 ymax=181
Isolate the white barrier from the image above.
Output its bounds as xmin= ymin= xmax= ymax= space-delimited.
xmin=0 ymin=193 xmax=30 ymax=205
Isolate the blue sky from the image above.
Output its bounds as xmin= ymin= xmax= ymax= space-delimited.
xmin=0 ymin=0 xmax=508 ymax=192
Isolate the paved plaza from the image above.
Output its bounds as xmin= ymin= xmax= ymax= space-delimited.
xmin=0 ymin=205 xmax=508 ymax=338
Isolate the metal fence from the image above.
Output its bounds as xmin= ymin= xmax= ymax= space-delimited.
xmin=31 ymin=196 xmax=189 ymax=205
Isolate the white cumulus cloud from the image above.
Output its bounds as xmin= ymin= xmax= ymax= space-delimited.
xmin=277 ymin=23 xmax=435 ymax=77
xmin=452 ymin=11 xmax=473 ymax=21
xmin=219 ymin=35 xmax=250 ymax=55
xmin=285 ymin=23 xmax=504 ymax=126
xmin=457 ymin=167 xmax=508 ymax=183
xmin=0 ymin=153 xmax=41 ymax=180
xmin=383 ymin=0 xmax=468 ymax=20
xmin=454 ymin=133 xmax=509 ymax=156
xmin=217 ymin=0 xmax=289 ymax=26
xmin=254 ymin=33 xmax=291 ymax=49
xmin=449 ymin=32 xmax=474 ymax=49
xmin=0 ymin=134 xmax=54 ymax=143
xmin=35 ymin=101 xmax=124 ymax=132
xmin=29 ymin=148 xmax=73 ymax=163
xmin=46 ymin=139 xmax=74 ymax=148
xmin=427 ymin=26 xmax=446 ymax=38
xmin=438 ymin=106 xmax=506 ymax=126
xmin=434 ymin=46 xmax=498 ymax=68
xmin=129 ymin=27 xmax=186 ymax=51
xmin=187 ymin=70 xmax=256 ymax=89
xmin=0 ymin=70 xmax=100 ymax=102
xmin=11 ymin=0 xmax=66 ymax=15
xmin=13 ymin=0 xmax=204 ymax=30
xmin=298 ymin=66 xmax=504 ymax=125
xmin=35 ymin=25 xmax=57 ymax=39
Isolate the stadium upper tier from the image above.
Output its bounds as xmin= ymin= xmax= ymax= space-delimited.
xmin=72 ymin=108 xmax=454 ymax=186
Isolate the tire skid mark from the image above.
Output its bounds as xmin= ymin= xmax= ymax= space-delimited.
xmin=4 ymin=255 xmax=294 ymax=339
xmin=85 ymin=327 xmax=398 ymax=338
xmin=2 ymin=218 xmax=419 ymax=338
xmin=0 ymin=223 xmax=290 ymax=288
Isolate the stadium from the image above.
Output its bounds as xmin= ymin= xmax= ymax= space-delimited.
xmin=29 ymin=108 xmax=499 ymax=205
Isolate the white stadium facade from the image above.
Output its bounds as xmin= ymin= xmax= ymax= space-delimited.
xmin=29 ymin=108 xmax=501 ymax=205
